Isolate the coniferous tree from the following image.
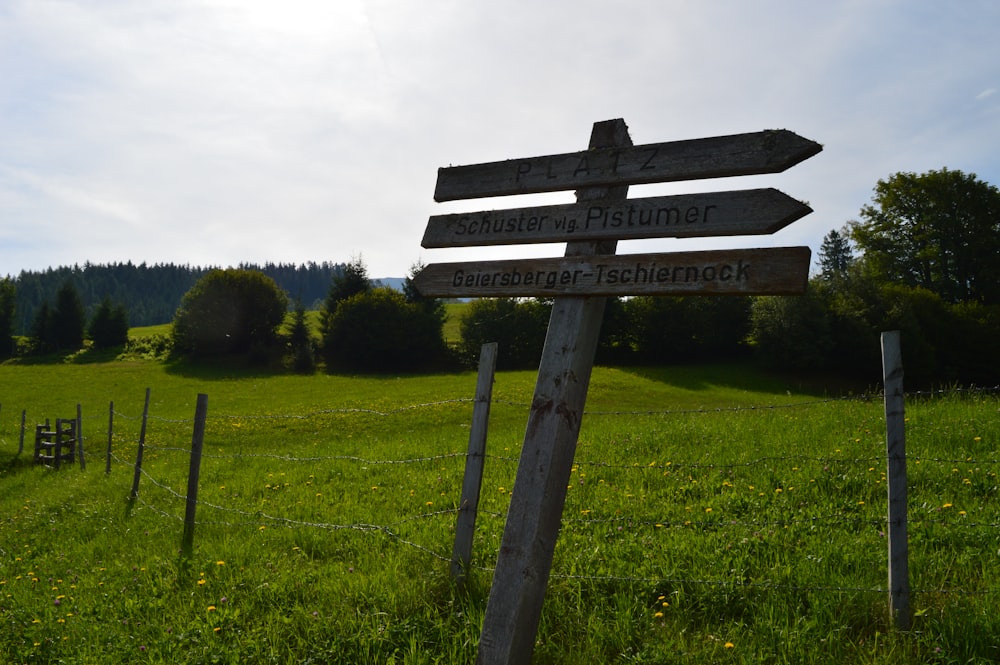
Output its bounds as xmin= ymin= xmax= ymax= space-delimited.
xmin=817 ymin=228 xmax=854 ymax=281
xmin=88 ymin=297 xmax=130 ymax=349
xmin=30 ymin=301 xmax=53 ymax=353
xmin=50 ymin=281 xmax=86 ymax=351
xmin=0 ymin=277 xmax=15 ymax=358
xmin=288 ymin=299 xmax=316 ymax=373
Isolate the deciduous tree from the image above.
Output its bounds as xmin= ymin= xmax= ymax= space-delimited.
xmin=851 ymin=169 xmax=1000 ymax=304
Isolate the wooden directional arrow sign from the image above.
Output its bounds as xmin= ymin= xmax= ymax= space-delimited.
xmin=434 ymin=129 xmax=822 ymax=201
xmin=412 ymin=246 xmax=810 ymax=298
xmin=421 ymin=188 xmax=811 ymax=248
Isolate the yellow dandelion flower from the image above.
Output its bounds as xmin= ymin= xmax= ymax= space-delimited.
xmin=207 ymin=606 xmax=217 ymax=612
xmin=725 ymin=642 xmax=735 ymax=649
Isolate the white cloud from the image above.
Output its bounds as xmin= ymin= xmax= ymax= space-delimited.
xmin=2 ymin=0 xmax=999 ymax=279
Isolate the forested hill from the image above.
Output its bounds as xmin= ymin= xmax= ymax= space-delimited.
xmin=8 ymin=261 xmax=353 ymax=334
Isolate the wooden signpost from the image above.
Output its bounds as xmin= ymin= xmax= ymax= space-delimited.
xmin=414 ymin=119 xmax=820 ymax=664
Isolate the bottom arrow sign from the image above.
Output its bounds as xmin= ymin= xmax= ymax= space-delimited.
xmin=413 ymin=247 xmax=810 ymax=298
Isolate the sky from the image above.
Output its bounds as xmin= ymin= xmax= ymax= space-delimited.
xmin=2 ymin=0 xmax=998 ymax=280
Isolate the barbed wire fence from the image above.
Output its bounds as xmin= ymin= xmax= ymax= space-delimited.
xmin=5 ymin=380 xmax=997 ymax=615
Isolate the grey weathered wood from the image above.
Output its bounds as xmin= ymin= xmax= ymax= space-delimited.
xmin=76 ymin=403 xmax=85 ymax=470
xmin=106 ymin=401 xmax=114 ymax=475
xmin=129 ymin=388 xmax=151 ymax=501
xmin=413 ymin=247 xmax=810 ymax=298
xmin=451 ymin=342 xmax=498 ymax=588
xmin=182 ymin=393 xmax=209 ymax=558
xmin=422 ymin=188 xmax=811 ymax=248
xmin=434 ymin=128 xmax=821 ymax=201
xmin=476 ymin=118 xmax=631 ymax=665
xmin=882 ymin=330 xmax=911 ymax=630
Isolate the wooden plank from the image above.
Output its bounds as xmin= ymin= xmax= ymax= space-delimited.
xmin=413 ymin=246 xmax=810 ymax=298
xmin=450 ymin=342 xmax=498 ymax=589
xmin=882 ymin=330 xmax=911 ymax=630
xmin=476 ymin=118 xmax=631 ymax=665
xmin=422 ymin=188 xmax=811 ymax=248
xmin=434 ymin=128 xmax=821 ymax=201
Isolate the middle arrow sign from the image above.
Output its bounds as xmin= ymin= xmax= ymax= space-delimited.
xmin=422 ymin=188 xmax=811 ymax=248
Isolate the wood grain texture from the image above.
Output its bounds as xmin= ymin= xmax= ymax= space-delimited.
xmin=434 ymin=128 xmax=821 ymax=201
xmin=413 ymin=247 xmax=811 ymax=298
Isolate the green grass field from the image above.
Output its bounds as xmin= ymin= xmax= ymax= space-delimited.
xmin=1 ymin=353 xmax=998 ymax=663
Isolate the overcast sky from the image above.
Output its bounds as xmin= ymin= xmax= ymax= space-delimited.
xmin=2 ymin=0 xmax=998 ymax=280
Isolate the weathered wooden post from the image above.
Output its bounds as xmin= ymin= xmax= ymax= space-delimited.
xmin=106 ymin=401 xmax=114 ymax=475
xmin=129 ymin=388 xmax=152 ymax=501
xmin=181 ymin=393 xmax=209 ymax=558
xmin=414 ymin=119 xmax=820 ymax=663
xmin=882 ymin=330 xmax=911 ymax=630
xmin=76 ymin=403 xmax=85 ymax=470
xmin=451 ymin=342 xmax=499 ymax=588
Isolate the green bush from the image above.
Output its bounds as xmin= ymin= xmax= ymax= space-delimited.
xmin=322 ymin=287 xmax=449 ymax=372
xmin=458 ymin=298 xmax=550 ymax=370
xmin=172 ymin=269 xmax=289 ymax=358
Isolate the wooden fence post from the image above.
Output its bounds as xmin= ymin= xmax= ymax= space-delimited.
xmin=451 ymin=342 xmax=498 ymax=588
xmin=882 ymin=330 xmax=911 ymax=630
xmin=181 ymin=393 xmax=209 ymax=558
xmin=129 ymin=388 xmax=152 ymax=501
xmin=54 ymin=418 xmax=64 ymax=469
xmin=106 ymin=401 xmax=114 ymax=475
xmin=76 ymin=404 xmax=85 ymax=470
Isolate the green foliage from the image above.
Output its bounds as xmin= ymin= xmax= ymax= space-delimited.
xmin=851 ymin=168 xmax=1000 ymax=305
xmin=51 ymin=281 xmax=86 ymax=352
xmin=287 ymin=300 xmax=316 ymax=373
xmin=29 ymin=301 xmax=52 ymax=353
xmin=322 ymin=287 xmax=450 ymax=372
xmin=172 ymin=269 xmax=289 ymax=358
xmin=87 ymin=297 xmax=129 ymax=349
xmin=750 ymin=286 xmax=835 ymax=373
xmin=751 ymin=276 xmax=1000 ymax=383
xmin=10 ymin=261 xmax=347 ymax=335
xmin=458 ymin=298 xmax=551 ymax=370
xmin=0 ymin=277 xmax=14 ymax=359
xmin=817 ymin=227 xmax=854 ymax=280
xmin=123 ymin=332 xmax=173 ymax=361
xmin=628 ymin=296 xmax=752 ymax=364
xmin=323 ymin=256 xmax=370 ymax=314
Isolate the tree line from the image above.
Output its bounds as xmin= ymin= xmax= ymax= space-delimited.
xmin=3 ymin=261 xmax=351 ymax=335
xmin=1 ymin=168 xmax=997 ymax=384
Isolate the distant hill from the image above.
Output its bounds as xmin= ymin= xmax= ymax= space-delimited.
xmin=9 ymin=261 xmax=350 ymax=335
xmin=373 ymin=277 xmax=406 ymax=291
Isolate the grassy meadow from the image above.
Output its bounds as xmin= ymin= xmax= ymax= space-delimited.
xmin=1 ymin=346 xmax=998 ymax=663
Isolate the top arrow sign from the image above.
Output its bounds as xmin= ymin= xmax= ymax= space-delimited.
xmin=434 ymin=129 xmax=821 ymax=202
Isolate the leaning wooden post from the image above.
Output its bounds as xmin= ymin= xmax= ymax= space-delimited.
xmin=19 ymin=409 xmax=26 ymax=456
xmin=129 ymin=388 xmax=152 ymax=501
xmin=451 ymin=342 xmax=499 ymax=587
xmin=181 ymin=393 xmax=209 ymax=559
xmin=105 ymin=401 xmax=114 ymax=475
xmin=54 ymin=418 xmax=64 ymax=469
xmin=476 ymin=119 xmax=632 ymax=664
xmin=882 ymin=330 xmax=911 ymax=630
xmin=76 ymin=403 xmax=85 ymax=470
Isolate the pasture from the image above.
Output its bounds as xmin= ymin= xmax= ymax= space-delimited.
xmin=1 ymin=356 xmax=998 ymax=664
